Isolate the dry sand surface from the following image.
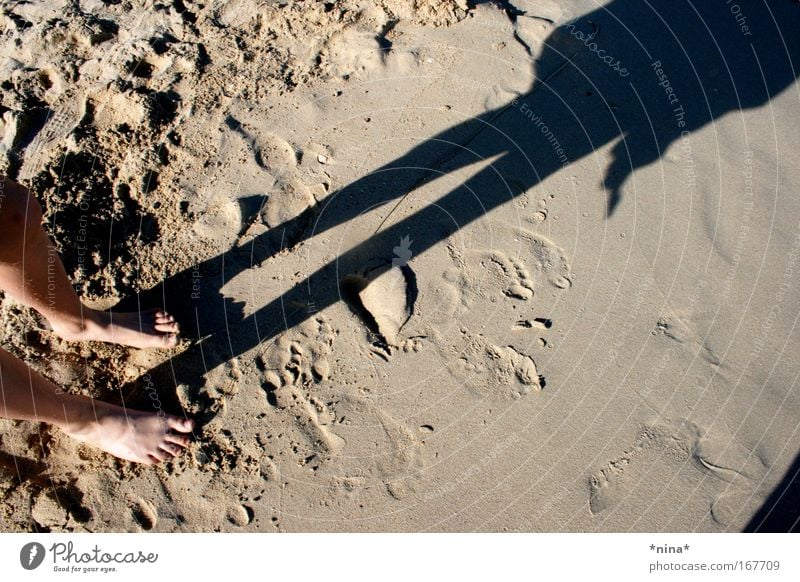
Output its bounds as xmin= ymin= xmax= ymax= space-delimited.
xmin=1 ymin=0 xmax=799 ymax=532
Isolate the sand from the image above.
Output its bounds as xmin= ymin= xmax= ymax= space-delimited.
xmin=1 ymin=0 xmax=799 ymax=532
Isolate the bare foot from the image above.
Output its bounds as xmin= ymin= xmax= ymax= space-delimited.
xmin=61 ymin=396 xmax=195 ymax=465
xmin=51 ymin=308 xmax=180 ymax=349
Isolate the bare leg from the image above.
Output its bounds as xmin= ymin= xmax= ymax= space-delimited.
xmin=0 ymin=346 xmax=193 ymax=464
xmin=0 ymin=176 xmax=179 ymax=348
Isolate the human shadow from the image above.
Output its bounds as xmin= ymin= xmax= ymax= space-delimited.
xmin=744 ymin=450 xmax=800 ymax=532
xmin=115 ymin=0 xmax=799 ymax=433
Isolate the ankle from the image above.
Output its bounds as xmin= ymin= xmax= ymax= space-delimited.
xmin=53 ymin=393 xmax=98 ymax=435
xmin=49 ymin=309 xmax=102 ymax=341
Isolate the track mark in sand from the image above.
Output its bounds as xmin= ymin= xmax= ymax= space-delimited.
xmin=321 ymin=26 xmax=388 ymax=78
xmin=261 ymin=179 xmax=316 ymax=227
xmin=222 ymin=117 xmax=329 ymax=231
xmin=710 ymin=489 xmax=765 ymax=529
xmin=130 ymin=498 xmax=157 ymax=530
xmin=440 ymin=249 xmax=534 ymax=308
xmin=445 ymin=330 xmax=544 ymax=399
xmin=423 ymin=272 xmax=463 ymax=324
xmin=530 ymin=209 xmax=548 ymax=224
xmin=433 ymin=229 xmax=571 ymax=324
xmin=224 ymin=115 xmax=298 ymax=176
xmin=213 ymin=0 xmax=260 ymax=27
xmin=514 ymin=318 xmax=552 ymax=330
xmin=259 ymin=456 xmax=280 ymax=482
xmin=253 ymin=132 xmax=298 ymax=175
xmin=589 ymin=419 xmax=760 ymax=518
xmin=262 ymin=382 xmax=344 ymax=469
xmin=192 ymin=192 xmax=245 ymax=240
xmin=486 ymin=252 xmax=535 ymax=300
xmin=374 ymin=405 xmax=426 ymax=477
xmin=652 ymin=316 xmax=722 ymax=367
xmin=316 ymin=396 xmax=426 ymax=506
xmin=226 ymin=504 xmax=254 ymax=527
xmin=31 ymin=490 xmax=71 ymax=531
xmin=590 ymin=420 xmax=703 ymax=514
xmin=485 ymin=345 xmax=543 ymax=392
xmin=257 ymin=317 xmax=344 ymax=469
xmin=18 ymin=93 xmax=86 ymax=180
xmin=30 ymin=482 xmax=92 ymax=532
xmin=259 ymin=317 xmax=335 ymax=398
xmin=694 ymin=435 xmax=764 ymax=484
xmin=516 ymin=228 xmax=573 ymax=289
xmin=177 ymin=352 xmax=241 ymax=426
xmin=696 ymin=435 xmax=766 ymax=528
xmin=248 ymin=130 xmax=316 ymax=227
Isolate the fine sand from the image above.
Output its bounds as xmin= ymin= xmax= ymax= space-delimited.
xmin=1 ymin=0 xmax=799 ymax=532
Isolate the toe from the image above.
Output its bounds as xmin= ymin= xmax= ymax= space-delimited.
xmin=149 ymin=448 xmax=169 ymax=462
xmin=159 ymin=443 xmax=182 ymax=457
xmin=166 ymin=434 xmax=191 ymax=448
xmin=154 ymin=321 xmax=180 ymax=333
xmin=167 ymin=417 xmax=195 ymax=433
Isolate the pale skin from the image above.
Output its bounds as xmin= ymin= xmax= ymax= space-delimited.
xmin=0 ymin=176 xmax=194 ymax=464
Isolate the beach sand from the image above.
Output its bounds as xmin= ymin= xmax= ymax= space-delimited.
xmin=1 ymin=0 xmax=799 ymax=532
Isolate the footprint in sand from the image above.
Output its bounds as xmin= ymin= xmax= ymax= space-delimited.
xmin=486 ymin=251 xmax=535 ymax=300
xmin=226 ymin=503 xmax=254 ymax=527
xmin=260 ymin=178 xmax=316 ymax=227
xmin=589 ymin=419 xmax=762 ymax=521
xmin=589 ymin=420 xmax=702 ymax=514
xmin=31 ymin=491 xmax=71 ymax=531
xmin=442 ymin=330 xmax=543 ymax=399
xmin=213 ymin=0 xmax=261 ymax=27
xmin=257 ymin=384 xmax=344 ymax=473
xmin=441 ymin=236 xmax=570 ymax=309
xmin=252 ymin=132 xmax=298 ymax=175
xmin=697 ymin=435 xmax=767 ymax=528
xmin=432 ymin=227 xmax=571 ymax=323
xmin=257 ymin=317 xmax=344 ymax=469
xmin=421 ymin=277 xmax=462 ymax=324
xmin=515 ymin=227 xmax=573 ymax=289
xmin=191 ymin=191 xmax=245 ymax=241
xmin=130 ymin=498 xmax=157 ymax=531
xmin=316 ymin=395 xmax=427 ymax=505
xmin=321 ymin=24 xmax=388 ymax=79
xmin=710 ymin=489 xmax=766 ymax=529
xmin=30 ymin=483 xmax=92 ymax=532
xmin=259 ymin=316 xmax=336 ymax=395
xmin=177 ymin=349 xmax=241 ymax=426
xmin=440 ymin=249 xmax=534 ymax=310
xmin=220 ymin=119 xmax=328 ymax=231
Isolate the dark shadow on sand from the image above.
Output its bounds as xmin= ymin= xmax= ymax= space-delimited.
xmin=744 ymin=451 xmax=800 ymax=532
xmin=111 ymin=0 xmax=799 ymax=523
